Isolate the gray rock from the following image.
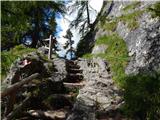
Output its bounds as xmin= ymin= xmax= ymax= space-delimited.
xmin=123 ymin=13 xmax=160 ymax=74
xmin=94 ymin=1 xmax=160 ymax=74
xmin=92 ymin=44 xmax=107 ymax=54
xmin=53 ymin=58 xmax=67 ymax=78
xmin=68 ymin=58 xmax=123 ymax=120
xmin=38 ymin=46 xmax=48 ymax=55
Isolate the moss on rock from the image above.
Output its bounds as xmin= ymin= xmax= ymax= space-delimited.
xmin=123 ymin=1 xmax=141 ymax=11
xmin=83 ymin=33 xmax=129 ymax=86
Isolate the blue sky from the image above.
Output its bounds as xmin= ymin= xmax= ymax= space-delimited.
xmin=55 ymin=0 xmax=103 ymax=57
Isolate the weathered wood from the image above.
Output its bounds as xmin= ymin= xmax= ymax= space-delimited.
xmin=5 ymin=97 xmax=30 ymax=120
xmin=27 ymin=109 xmax=67 ymax=120
xmin=48 ymin=35 xmax=53 ymax=60
xmin=43 ymin=38 xmax=50 ymax=41
xmin=44 ymin=46 xmax=49 ymax=49
xmin=4 ymin=93 xmax=16 ymax=116
xmin=1 ymin=73 xmax=40 ymax=98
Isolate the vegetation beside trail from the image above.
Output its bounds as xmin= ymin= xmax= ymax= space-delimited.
xmin=83 ymin=33 xmax=129 ymax=86
xmin=123 ymin=71 xmax=160 ymax=120
xmin=1 ymin=45 xmax=36 ymax=80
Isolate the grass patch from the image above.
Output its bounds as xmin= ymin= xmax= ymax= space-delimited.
xmin=101 ymin=10 xmax=144 ymax=31
xmin=123 ymin=71 xmax=160 ymax=119
xmin=102 ymin=21 xmax=117 ymax=32
xmin=123 ymin=1 xmax=141 ymax=11
xmin=82 ymin=53 xmax=93 ymax=59
xmin=83 ymin=34 xmax=129 ymax=86
xmin=118 ymin=10 xmax=144 ymax=30
xmin=1 ymin=45 xmax=36 ymax=80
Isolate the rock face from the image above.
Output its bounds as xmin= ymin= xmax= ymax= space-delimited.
xmin=92 ymin=44 xmax=107 ymax=54
xmin=99 ymin=1 xmax=160 ymax=74
xmin=68 ymin=58 xmax=123 ymax=120
xmin=116 ymin=8 xmax=160 ymax=74
xmin=77 ymin=1 xmax=160 ymax=74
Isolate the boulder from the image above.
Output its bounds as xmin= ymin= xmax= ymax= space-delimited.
xmin=92 ymin=44 xmax=107 ymax=54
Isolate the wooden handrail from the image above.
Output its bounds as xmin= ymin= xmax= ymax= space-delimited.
xmin=1 ymin=73 xmax=40 ymax=98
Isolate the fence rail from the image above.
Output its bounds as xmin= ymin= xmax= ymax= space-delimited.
xmin=1 ymin=35 xmax=56 ymax=117
xmin=1 ymin=73 xmax=40 ymax=116
xmin=42 ymin=35 xmax=56 ymax=60
xmin=1 ymin=73 xmax=40 ymax=98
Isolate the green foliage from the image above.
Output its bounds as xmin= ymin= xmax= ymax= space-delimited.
xmin=101 ymin=10 xmax=144 ymax=31
xmin=1 ymin=45 xmax=36 ymax=79
xmin=123 ymin=1 xmax=141 ymax=11
xmin=148 ymin=2 xmax=160 ymax=18
xmin=123 ymin=71 xmax=160 ymax=119
xmin=63 ymin=29 xmax=75 ymax=59
xmin=103 ymin=21 xmax=117 ymax=31
xmin=82 ymin=53 xmax=93 ymax=59
xmin=96 ymin=34 xmax=129 ymax=86
xmin=1 ymin=1 xmax=65 ymax=48
xmin=83 ymin=34 xmax=129 ymax=86
xmin=70 ymin=1 xmax=91 ymax=37
xmin=118 ymin=10 xmax=144 ymax=30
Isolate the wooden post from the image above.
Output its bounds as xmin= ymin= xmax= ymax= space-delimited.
xmin=4 ymin=93 xmax=16 ymax=116
xmin=48 ymin=35 xmax=53 ymax=60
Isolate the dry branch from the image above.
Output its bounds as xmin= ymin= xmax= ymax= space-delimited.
xmin=1 ymin=73 xmax=40 ymax=98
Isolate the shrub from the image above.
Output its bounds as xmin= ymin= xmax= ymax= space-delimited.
xmin=148 ymin=2 xmax=160 ymax=18
xmin=123 ymin=71 xmax=160 ymax=120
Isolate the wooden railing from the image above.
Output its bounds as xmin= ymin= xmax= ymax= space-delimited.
xmin=42 ymin=35 xmax=56 ymax=60
xmin=1 ymin=35 xmax=55 ymax=118
xmin=1 ymin=73 xmax=40 ymax=117
xmin=1 ymin=73 xmax=40 ymax=98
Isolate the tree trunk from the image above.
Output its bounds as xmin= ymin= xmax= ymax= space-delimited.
xmin=86 ymin=1 xmax=90 ymax=27
xmin=31 ymin=8 xmax=40 ymax=48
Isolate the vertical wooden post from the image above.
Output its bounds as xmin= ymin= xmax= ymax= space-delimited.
xmin=5 ymin=93 xmax=16 ymax=116
xmin=48 ymin=35 xmax=53 ymax=60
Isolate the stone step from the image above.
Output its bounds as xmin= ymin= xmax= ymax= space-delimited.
xmin=63 ymin=82 xmax=85 ymax=89
xmin=55 ymin=93 xmax=77 ymax=98
xmin=67 ymin=64 xmax=80 ymax=69
xmin=66 ymin=60 xmax=75 ymax=65
xmin=66 ymin=74 xmax=83 ymax=82
xmin=67 ymin=69 xmax=83 ymax=74
xmin=67 ymin=73 xmax=83 ymax=77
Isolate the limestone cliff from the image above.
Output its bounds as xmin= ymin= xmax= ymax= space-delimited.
xmin=76 ymin=1 xmax=160 ymax=74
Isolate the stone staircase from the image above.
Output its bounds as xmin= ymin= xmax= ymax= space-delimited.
xmin=2 ymin=58 xmax=123 ymax=120
xmin=63 ymin=60 xmax=84 ymax=89
xmin=65 ymin=60 xmax=83 ymax=82
xmin=15 ymin=60 xmax=85 ymax=120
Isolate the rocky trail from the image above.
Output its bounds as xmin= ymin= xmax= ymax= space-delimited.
xmin=18 ymin=60 xmax=84 ymax=120
xmin=1 ymin=52 xmax=124 ymax=120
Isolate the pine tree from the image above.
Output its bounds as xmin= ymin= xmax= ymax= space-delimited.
xmin=69 ymin=1 xmax=91 ymax=37
xmin=63 ymin=29 xmax=75 ymax=59
xmin=1 ymin=1 xmax=65 ymax=49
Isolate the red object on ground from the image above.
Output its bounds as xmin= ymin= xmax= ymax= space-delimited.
xmin=22 ymin=59 xmax=31 ymax=66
